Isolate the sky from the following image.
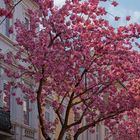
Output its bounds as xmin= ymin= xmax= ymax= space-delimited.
xmin=53 ymin=0 xmax=140 ymax=51
xmin=105 ymin=0 xmax=140 ymax=26
xmin=54 ymin=0 xmax=140 ymax=26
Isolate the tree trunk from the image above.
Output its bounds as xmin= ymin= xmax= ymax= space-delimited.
xmin=74 ymin=133 xmax=79 ymax=140
xmin=36 ymin=78 xmax=51 ymax=140
xmin=57 ymin=128 xmax=66 ymax=140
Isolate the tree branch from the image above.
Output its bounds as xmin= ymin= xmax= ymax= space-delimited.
xmin=67 ymin=108 xmax=87 ymax=129
xmin=36 ymin=67 xmax=50 ymax=140
xmin=55 ymin=110 xmax=64 ymax=126
xmin=0 ymin=0 xmax=23 ymax=26
xmin=47 ymin=32 xmax=62 ymax=48
xmin=74 ymin=108 xmax=125 ymax=139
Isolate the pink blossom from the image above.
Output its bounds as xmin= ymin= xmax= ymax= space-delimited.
xmin=126 ymin=16 xmax=131 ymax=21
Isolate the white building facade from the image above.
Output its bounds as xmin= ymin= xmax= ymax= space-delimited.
xmin=0 ymin=0 xmax=40 ymax=140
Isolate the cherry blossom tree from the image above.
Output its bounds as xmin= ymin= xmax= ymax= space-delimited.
xmin=107 ymin=108 xmax=140 ymax=140
xmin=105 ymin=79 xmax=140 ymax=140
xmin=1 ymin=0 xmax=140 ymax=140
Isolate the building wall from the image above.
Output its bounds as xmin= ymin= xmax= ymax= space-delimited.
xmin=77 ymin=120 xmax=107 ymax=140
xmin=0 ymin=0 xmax=39 ymax=140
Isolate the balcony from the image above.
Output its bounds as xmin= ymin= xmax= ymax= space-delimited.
xmin=0 ymin=107 xmax=11 ymax=132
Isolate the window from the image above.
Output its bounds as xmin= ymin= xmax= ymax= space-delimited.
xmin=0 ymin=79 xmax=10 ymax=109
xmin=86 ymin=129 xmax=92 ymax=140
xmin=3 ymin=82 xmax=8 ymax=107
xmin=74 ymin=115 xmax=79 ymax=122
xmin=96 ymin=124 xmax=101 ymax=140
xmin=61 ymin=106 xmax=66 ymax=123
xmin=24 ymin=16 xmax=30 ymax=29
xmin=0 ymin=67 xmax=4 ymax=107
xmin=45 ymin=103 xmax=51 ymax=121
xmin=1 ymin=2 xmax=12 ymax=37
xmin=0 ymin=67 xmax=4 ymax=77
xmin=65 ymin=132 xmax=71 ymax=140
xmin=73 ymin=113 xmax=80 ymax=136
xmin=23 ymin=96 xmax=29 ymax=125
xmin=21 ymin=80 xmax=33 ymax=125
xmin=105 ymin=128 xmax=109 ymax=137
xmin=5 ymin=18 xmax=10 ymax=37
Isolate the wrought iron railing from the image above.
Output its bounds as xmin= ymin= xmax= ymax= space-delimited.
xmin=0 ymin=107 xmax=11 ymax=132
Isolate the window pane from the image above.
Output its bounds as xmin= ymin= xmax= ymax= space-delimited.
xmin=45 ymin=111 xmax=50 ymax=121
xmin=46 ymin=103 xmax=51 ymax=121
xmin=0 ymin=81 xmax=10 ymax=109
xmin=5 ymin=18 xmax=10 ymax=37
xmin=96 ymin=125 xmax=101 ymax=140
xmin=23 ymin=96 xmax=29 ymax=125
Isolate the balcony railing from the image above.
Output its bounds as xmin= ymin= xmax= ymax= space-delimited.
xmin=0 ymin=107 xmax=11 ymax=132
